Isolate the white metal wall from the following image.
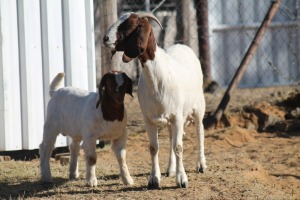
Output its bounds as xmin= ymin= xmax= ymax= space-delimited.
xmin=0 ymin=0 xmax=96 ymax=151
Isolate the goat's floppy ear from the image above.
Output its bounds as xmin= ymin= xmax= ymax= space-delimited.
xmin=96 ymin=74 xmax=109 ymax=108
xmin=122 ymin=73 xmax=133 ymax=97
xmin=123 ymin=18 xmax=152 ymax=63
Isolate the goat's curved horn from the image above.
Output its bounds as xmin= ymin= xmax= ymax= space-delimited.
xmin=136 ymin=12 xmax=162 ymax=28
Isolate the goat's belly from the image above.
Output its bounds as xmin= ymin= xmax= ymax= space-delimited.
xmin=91 ymin=121 xmax=126 ymax=141
xmin=149 ymin=114 xmax=170 ymax=125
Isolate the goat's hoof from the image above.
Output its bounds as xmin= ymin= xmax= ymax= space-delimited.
xmin=86 ymin=178 xmax=98 ymax=187
xmin=41 ymin=177 xmax=53 ymax=184
xmin=166 ymin=171 xmax=176 ymax=177
xmin=124 ymin=176 xmax=134 ymax=185
xmin=41 ymin=179 xmax=53 ymax=184
xmin=177 ymin=181 xmax=189 ymax=188
xmin=197 ymin=165 xmax=207 ymax=173
xmin=147 ymin=176 xmax=160 ymax=189
xmin=176 ymin=173 xmax=188 ymax=188
xmin=69 ymin=173 xmax=79 ymax=180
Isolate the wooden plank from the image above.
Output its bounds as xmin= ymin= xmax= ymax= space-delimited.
xmin=0 ymin=0 xmax=22 ymax=151
xmin=18 ymin=0 xmax=44 ymax=150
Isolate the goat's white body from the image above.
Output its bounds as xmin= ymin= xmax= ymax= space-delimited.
xmin=138 ymin=44 xmax=206 ymax=187
xmin=138 ymin=45 xmax=205 ymax=123
xmin=39 ymin=79 xmax=133 ymax=187
xmin=47 ymin=87 xmax=126 ymax=141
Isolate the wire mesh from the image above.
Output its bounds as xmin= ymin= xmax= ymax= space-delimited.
xmin=99 ymin=0 xmax=300 ymax=118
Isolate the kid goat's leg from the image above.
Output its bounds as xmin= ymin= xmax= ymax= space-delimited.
xmin=111 ymin=133 xmax=134 ymax=185
xmin=82 ymin=136 xmax=98 ymax=187
xmin=39 ymin=122 xmax=58 ymax=183
xmin=69 ymin=138 xmax=81 ymax=179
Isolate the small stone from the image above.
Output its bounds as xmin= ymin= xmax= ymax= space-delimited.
xmin=0 ymin=156 xmax=11 ymax=162
xmin=60 ymin=156 xmax=70 ymax=166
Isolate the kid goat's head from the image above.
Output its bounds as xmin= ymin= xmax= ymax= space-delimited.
xmin=103 ymin=12 xmax=162 ymax=63
xmin=96 ymin=71 xmax=133 ymax=109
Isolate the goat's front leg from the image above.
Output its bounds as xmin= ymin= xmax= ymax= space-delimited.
xmin=145 ymin=118 xmax=160 ymax=189
xmin=166 ymin=124 xmax=176 ymax=177
xmin=82 ymin=136 xmax=98 ymax=187
xmin=111 ymin=133 xmax=134 ymax=185
xmin=39 ymin=124 xmax=58 ymax=183
xmin=171 ymin=117 xmax=188 ymax=188
xmin=69 ymin=138 xmax=81 ymax=179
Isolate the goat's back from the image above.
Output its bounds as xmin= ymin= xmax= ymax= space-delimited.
xmin=46 ymin=87 xmax=98 ymax=135
xmin=156 ymin=44 xmax=203 ymax=91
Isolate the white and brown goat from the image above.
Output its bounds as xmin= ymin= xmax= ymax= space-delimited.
xmin=104 ymin=12 xmax=207 ymax=188
xmin=39 ymin=71 xmax=134 ymax=187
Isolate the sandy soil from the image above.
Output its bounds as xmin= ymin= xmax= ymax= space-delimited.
xmin=0 ymin=86 xmax=299 ymax=199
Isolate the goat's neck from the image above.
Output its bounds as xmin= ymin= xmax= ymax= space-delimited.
xmin=101 ymin=97 xmax=124 ymax=121
xmin=138 ymin=46 xmax=167 ymax=91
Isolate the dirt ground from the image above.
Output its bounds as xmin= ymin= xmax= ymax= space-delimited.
xmin=0 ymin=86 xmax=299 ymax=199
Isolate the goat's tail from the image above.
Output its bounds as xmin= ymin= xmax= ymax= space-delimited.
xmin=49 ymin=72 xmax=64 ymax=97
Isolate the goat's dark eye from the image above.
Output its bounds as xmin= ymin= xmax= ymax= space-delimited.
xmin=118 ymin=33 xmax=124 ymax=40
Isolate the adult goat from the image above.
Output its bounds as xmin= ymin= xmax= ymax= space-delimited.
xmin=103 ymin=12 xmax=207 ymax=188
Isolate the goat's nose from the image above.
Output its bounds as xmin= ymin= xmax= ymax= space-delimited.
xmin=103 ymin=36 xmax=109 ymax=43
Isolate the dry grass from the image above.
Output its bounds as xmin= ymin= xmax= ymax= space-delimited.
xmin=1 ymin=87 xmax=300 ymax=199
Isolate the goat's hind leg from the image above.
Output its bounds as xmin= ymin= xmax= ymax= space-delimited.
xmin=166 ymin=124 xmax=176 ymax=177
xmin=111 ymin=134 xmax=134 ymax=185
xmin=39 ymin=123 xmax=58 ymax=183
xmin=194 ymin=111 xmax=207 ymax=173
xmin=69 ymin=138 xmax=81 ymax=179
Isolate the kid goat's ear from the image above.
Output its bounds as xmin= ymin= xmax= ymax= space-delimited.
xmin=122 ymin=73 xmax=133 ymax=97
xmin=96 ymin=74 xmax=109 ymax=108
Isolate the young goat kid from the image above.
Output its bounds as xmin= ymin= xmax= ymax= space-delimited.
xmin=104 ymin=12 xmax=207 ymax=188
xmin=39 ymin=71 xmax=134 ymax=187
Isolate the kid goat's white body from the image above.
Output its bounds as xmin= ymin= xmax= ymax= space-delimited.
xmin=39 ymin=72 xmax=133 ymax=187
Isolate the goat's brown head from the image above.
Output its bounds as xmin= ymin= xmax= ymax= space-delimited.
xmin=103 ymin=12 xmax=162 ymax=63
xmin=96 ymin=71 xmax=133 ymax=109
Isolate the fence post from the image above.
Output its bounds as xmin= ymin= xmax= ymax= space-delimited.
xmin=195 ymin=0 xmax=212 ymax=87
xmin=99 ymin=0 xmax=118 ymax=77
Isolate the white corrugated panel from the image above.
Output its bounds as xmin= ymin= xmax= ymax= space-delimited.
xmin=40 ymin=0 xmax=67 ymax=147
xmin=62 ymin=0 xmax=89 ymax=89
xmin=85 ymin=0 xmax=96 ymax=92
xmin=0 ymin=0 xmax=96 ymax=151
xmin=18 ymin=0 xmax=45 ymax=150
xmin=0 ymin=0 xmax=22 ymax=151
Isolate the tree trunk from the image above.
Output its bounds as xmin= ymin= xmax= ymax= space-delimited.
xmin=195 ymin=0 xmax=212 ymax=87
xmin=98 ymin=0 xmax=118 ymax=80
